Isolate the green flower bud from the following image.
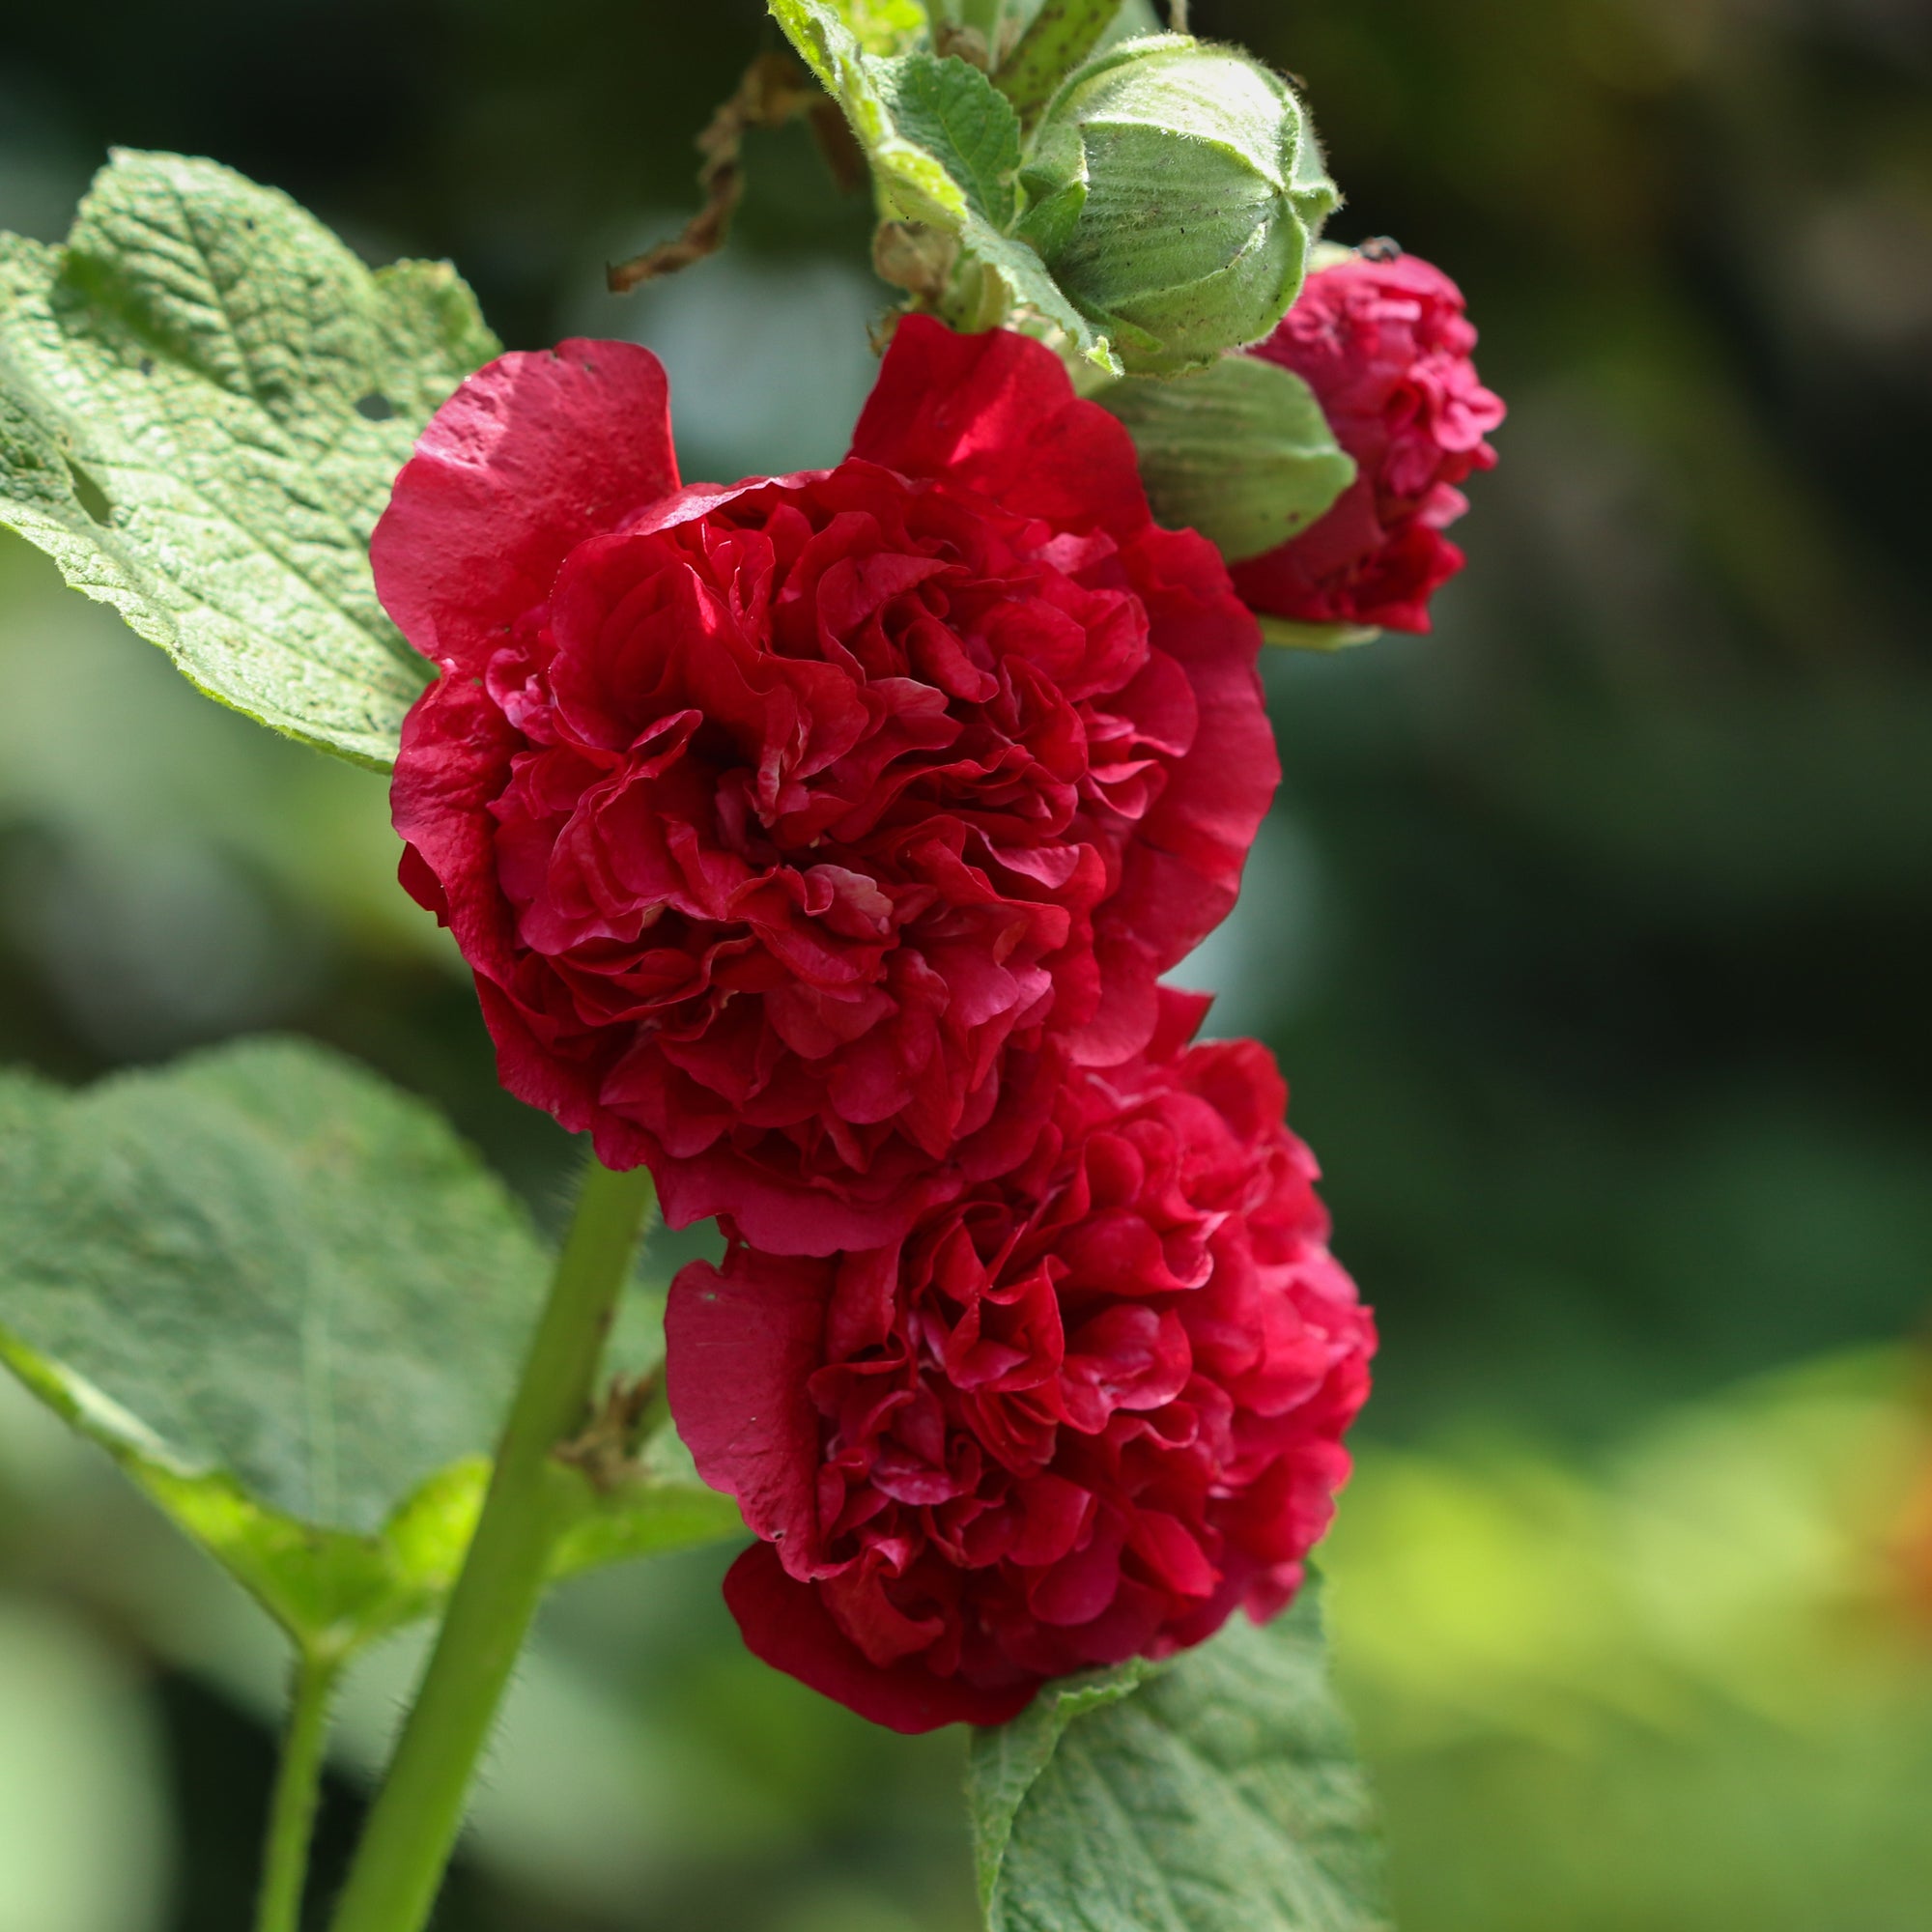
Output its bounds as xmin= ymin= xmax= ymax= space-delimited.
xmin=1017 ymin=34 xmax=1339 ymax=377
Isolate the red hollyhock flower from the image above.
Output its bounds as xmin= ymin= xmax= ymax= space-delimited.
xmin=666 ymin=991 xmax=1374 ymax=1732
xmin=376 ymin=319 xmax=1276 ymax=1255
xmin=1232 ymin=250 xmax=1504 ymax=633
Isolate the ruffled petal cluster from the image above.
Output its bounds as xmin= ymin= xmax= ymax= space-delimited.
xmin=379 ymin=314 xmax=1375 ymax=1730
xmin=378 ymin=321 xmax=1276 ymax=1254
xmin=1233 ymin=250 xmax=1505 ymax=633
xmin=667 ymin=992 xmax=1375 ymax=1733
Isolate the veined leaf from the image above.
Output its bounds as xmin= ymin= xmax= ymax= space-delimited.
xmin=769 ymin=4 xmax=1123 ymax=373
xmin=1098 ymin=355 xmax=1356 ymax=562
xmin=873 ymin=52 xmax=1025 ymax=228
xmin=0 ymin=1042 xmax=740 ymax=1655
xmin=0 ymin=150 xmax=498 ymax=770
xmin=968 ymin=1582 xmax=1390 ymax=1932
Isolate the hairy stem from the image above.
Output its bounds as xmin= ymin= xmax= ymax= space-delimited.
xmin=995 ymin=0 xmax=1125 ymax=125
xmin=326 ymin=1158 xmax=656 ymax=1932
xmin=254 ymin=1648 xmax=340 ymax=1932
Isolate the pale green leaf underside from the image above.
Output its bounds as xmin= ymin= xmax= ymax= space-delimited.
xmin=0 ymin=1041 xmax=742 ymax=1652
xmin=969 ymin=1583 xmax=1390 ymax=1932
xmin=0 ymin=150 xmax=498 ymax=770
xmin=1098 ymin=355 xmax=1355 ymax=562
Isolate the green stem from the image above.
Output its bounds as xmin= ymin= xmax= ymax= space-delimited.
xmin=255 ymin=1648 xmax=340 ymax=1932
xmin=326 ymin=1157 xmax=656 ymax=1932
xmin=994 ymin=0 xmax=1124 ymax=124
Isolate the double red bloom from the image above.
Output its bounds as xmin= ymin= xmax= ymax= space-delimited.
xmin=377 ymin=319 xmax=1275 ymax=1254
xmin=668 ymin=993 xmax=1374 ymax=1732
xmin=1234 ymin=251 xmax=1505 ymax=633
xmin=380 ymin=311 xmax=1383 ymax=1728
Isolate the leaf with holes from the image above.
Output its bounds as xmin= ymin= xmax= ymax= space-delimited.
xmin=0 ymin=1041 xmax=740 ymax=1656
xmin=0 ymin=150 xmax=498 ymax=770
xmin=968 ymin=1580 xmax=1390 ymax=1932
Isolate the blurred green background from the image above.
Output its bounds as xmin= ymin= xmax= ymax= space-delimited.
xmin=3 ymin=1 xmax=1931 ymax=1926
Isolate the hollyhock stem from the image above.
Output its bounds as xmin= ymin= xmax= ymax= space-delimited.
xmin=253 ymin=1648 xmax=341 ymax=1932
xmin=327 ymin=1156 xmax=656 ymax=1932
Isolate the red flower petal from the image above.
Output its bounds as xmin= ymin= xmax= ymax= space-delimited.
xmin=1233 ymin=252 xmax=1503 ymax=634
xmin=851 ymin=315 xmax=1149 ymax=541
xmin=384 ymin=322 xmax=1271 ymax=1251
xmin=666 ymin=1011 xmax=1375 ymax=1728
xmin=665 ymin=1251 xmax=832 ymax=1565
xmin=724 ymin=1544 xmax=1037 ymax=1733
xmin=372 ymin=339 xmax=677 ymax=674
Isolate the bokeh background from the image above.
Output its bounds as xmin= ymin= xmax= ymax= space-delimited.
xmin=3 ymin=1 xmax=1931 ymax=1927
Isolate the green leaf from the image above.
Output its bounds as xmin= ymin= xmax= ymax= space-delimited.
xmin=835 ymin=0 xmax=930 ymax=52
xmin=769 ymin=4 xmax=1122 ymax=373
xmin=873 ymin=53 xmax=1025 ymax=228
xmin=552 ymin=1423 xmax=746 ymax=1577
xmin=968 ymin=1581 xmax=1390 ymax=1932
xmin=0 ymin=1041 xmax=739 ymax=1654
xmin=0 ymin=150 xmax=499 ymax=771
xmin=1259 ymin=616 xmax=1382 ymax=652
xmin=1098 ymin=355 xmax=1356 ymax=562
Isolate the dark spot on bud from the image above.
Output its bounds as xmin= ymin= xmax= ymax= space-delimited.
xmin=1358 ymin=236 xmax=1403 ymax=262
xmin=354 ymin=391 xmax=397 ymax=422
xmin=65 ymin=458 xmax=111 ymax=526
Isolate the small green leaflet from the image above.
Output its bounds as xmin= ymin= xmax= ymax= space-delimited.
xmin=968 ymin=1582 xmax=1391 ymax=1932
xmin=768 ymin=3 xmax=1122 ymax=373
xmin=0 ymin=151 xmax=499 ymax=771
xmin=1098 ymin=355 xmax=1355 ymax=563
xmin=1260 ymin=616 xmax=1382 ymax=652
xmin=0 ymin=1041 xmax=741 ymax=1659
xmin=874 ymin=49 xmax=1025 ymax=228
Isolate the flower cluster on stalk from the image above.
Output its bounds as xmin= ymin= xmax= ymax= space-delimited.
xmin=378 ymin=247 xmax=1496 ymax=1724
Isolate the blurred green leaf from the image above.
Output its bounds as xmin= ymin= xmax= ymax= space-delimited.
xmin=0 ymin=150 xmax=498 ymax=771
xmin=1260 ymin=616 xmax=1381 ymax=651
xmin=968 ymin=1580 xmax=1389 ymax=1932
xmin=0 ymin=1041 xmax=740 ymax=1654
xmin=830 ymin=0 xmax=928 ymax=53
xmin=1099 ymin=355 xmax=1355 ymax=562
xmin=552 ymin=1425 xmax=746 ymax=1578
